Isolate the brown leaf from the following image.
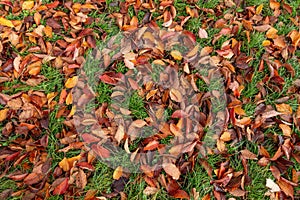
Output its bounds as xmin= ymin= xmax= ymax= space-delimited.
xmin=240 ymin=149 xmax=257 ymax=160
xmin=171 ymin=190 xmax=189 ymax=199
xmin=277 ymin=178 xmax=294 ymax=198
xmin=24 ymin=173 xmax=44 ymax=185
xmin=163 ymin=163 xmax=181 ymax=180
xmin=76 ymin=169 xmax=87 ymax=189
xmin=91 ymin=144 xmax=110 ymax=158
xmin=169 ymin=88 xmax=183 ymax=102
xmin=228 ymin=188 xmax=246 ymax=197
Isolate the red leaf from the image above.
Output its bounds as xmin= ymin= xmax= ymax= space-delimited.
xmin=53 ymin=178 xmax=69 ymax=195
xmin=91 ymin=144 xmax=110 ymax=158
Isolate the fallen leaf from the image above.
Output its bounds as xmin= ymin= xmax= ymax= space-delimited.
xmin=0 ymin=109 xmax=9 ymax=122
xmin=65 ymin=76 xmax=78 ymax=89
xmin=198 ymin=28 xmax=208 ymax=39
xmin=53 ymin=178 xmax=69 ymax=195
xmin=279 ymin=124 xmax=292 ymax=137
xmin=240 ymin=149 xmax=257 ymax=160
xmin=0 ymin=17 xmax=14 ymax=27
xmin=266 ymin=27 xmax=278 ymax=39
xmin=143 ymin=187 xmax=159 ymax=195
xmin=276 ymin=103 xmax=293 ymax=115
xmin=266 ymin=178 xmax=280 ymax=192
xmin=163 ymin=163 xmax=180 ymax=180
xmin=256 ymin=4 xmax=264 ymax=15
xmin=170 ymin=88 xmax=183 ymax=102
xmin=113 ymin=166 xmax=123 ymax=180
xmin=170 ymin=50 xmax=182 ymax=61
xmin=22 ymin=1 xmax=34 ymax=10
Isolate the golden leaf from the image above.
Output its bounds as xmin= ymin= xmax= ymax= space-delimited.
xmin=113 ymin=166 xmax=123 ymax=180
xmin=65 ymin=76 xmax=78 ymax=89
xmin=22 ymin=1 xmax=34 ymax=10
xmin=0 ymin=17 xmax=14 ymax=27
xmin=0 ymin=109 xmax=9 ymax=122
xmin=170 ymin=50 xmax=182 ymax=61
xmin=256 ymin=4 xmax=264 ymax=15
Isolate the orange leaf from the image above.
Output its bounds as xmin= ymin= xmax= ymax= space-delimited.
xmin=279 ymin=124 xmax=292 ymax=137
xmin=0 ymin=108 xmax=9 ymax=122
xmin=220 ymin=131 xmax=231 ymax=142
xmin=66 ymin=92 xmax=73 ymax=105
xmin=266 ymin=27 xmax=278 ymax=39
xmin=276 ymin=103 xmax=293 ymax=115
xmin=65 ymin=76 xmax=78 ymax=89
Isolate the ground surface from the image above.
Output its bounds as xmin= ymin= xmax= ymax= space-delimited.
xmin=0 ymin=0 xmax=300 ymax=199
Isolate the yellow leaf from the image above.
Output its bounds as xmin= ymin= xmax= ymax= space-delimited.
xmin=0 ymin=17 xmax=14 ymax=27
xmin=256 ymin=4 xmax=264 ymax=15
xmin=262 ymin=40 xmax=271 ymax=46
xmin=66 ymin=92 xmax=73 ymax=105
xmin=22 ymin=1 xmax=34 ymax=10
xmin=65 ymin=76 xmax=78 ymax=89
xmin=68 ymin=105 xmax=76 ymax=117
xmin=113 ymin=166 xmax=123 ymax=180
xmin=59 ymin=157 xmax=70 ymax=171
xmin=170 ymin=50 xmax=182 ymax=61
xmin=0 ymin=109 xmax=9 ymax=122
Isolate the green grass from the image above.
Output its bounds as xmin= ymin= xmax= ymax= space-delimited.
xmin=245 ymin=161 xmax=273 ymax=199
xmin=128 ymin=91 xmax=148 ymax=120
xmin=84 ymin=162 xmax=114 ymax=194
xmin=96 ymin=82 xmax=113 ymax=104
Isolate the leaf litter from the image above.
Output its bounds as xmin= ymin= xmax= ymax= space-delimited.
xmin=0 ymin=0 xmax=299 ymax=199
